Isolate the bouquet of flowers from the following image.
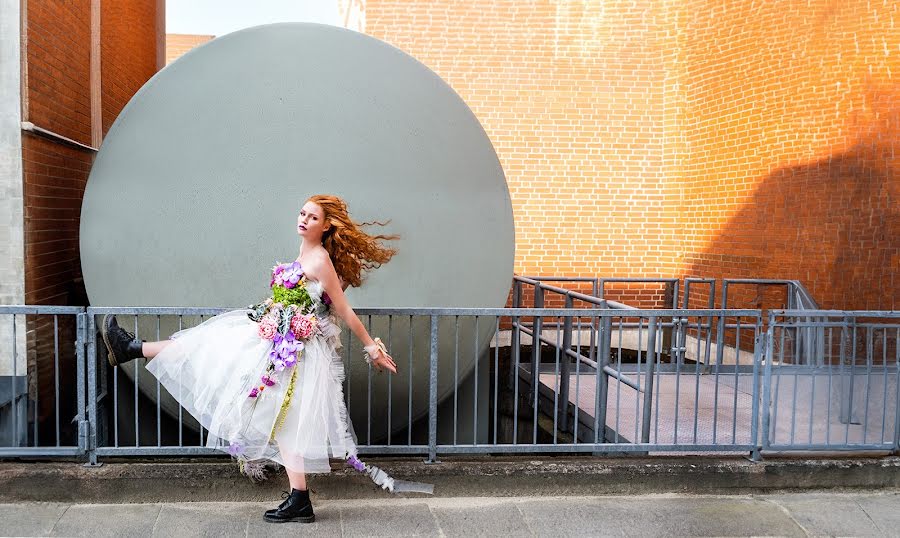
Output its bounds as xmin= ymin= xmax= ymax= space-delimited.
xmin=245 ymin=261 xmax=320 ymax=398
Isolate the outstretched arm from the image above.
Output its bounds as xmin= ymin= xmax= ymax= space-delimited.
xmin=309 ymin=253 xmax=397 ymax=373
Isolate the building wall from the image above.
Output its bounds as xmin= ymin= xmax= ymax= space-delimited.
xmin=21 ymin=0 xmax=162 ymax=306
xmin=366 ymin=1 xmax=682 ymax=290
xmin=17 ymin=0 xmax=162 ymax=440
xmin=166 ymin=33 xmax=214 ymax=65
xmin=679 ymin=0 xmax=899 ymax=310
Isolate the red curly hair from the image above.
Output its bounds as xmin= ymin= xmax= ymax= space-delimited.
xmin=307 ymin=194 xmax=398 ymax=288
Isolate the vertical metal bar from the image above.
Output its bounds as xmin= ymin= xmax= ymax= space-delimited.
xmin=653 ymin=317 xmax=662 ymax=444
xmin=808 ymin=334 xmax=817 ymax=445
xmin=672 ymin=280 xmax=680 ymax=309
xmin=880 ymin=328 xmax=888 ymax=445
xmin=615 ymin=318 xmax=623 ymax=443
xmin=633 ymin=318 xmax=643 ymax=442
xmin=86 ymin=313 xmax=98 ymax=463
xmin=473 ymin=316 xmax=480 ymax=445
xmin=133 ymin=316 xmax=140 ymax=447
xmin=574 ymin=315 xmax=583 ymax=443
xmin=427 ymin=315 xmax=439 ymax=463
xmin=845 ymin=319 xmax=857 ymax=444
xmin=366 ymin=315 xmax=372 ymax=446
xmin=346 ymin=327 xmax=352 ymax=410
xmin=861 ymin=325 xmax=873 ymax=443
xmin=512 ymin=315 xmax=520 ymax=445
xmin=641 ymin=316 xmax=657 ymax=444
xmin=560 ymin=296 xmax=573 ymax=432
xmin=408 ymin=315 xmax=413 ymax=446
xmin=493 ymin=316 xmax=499 ymax=445
xmin=156 ymin=316 xmax=161 ymax=447
xmin=453 ymin=316 xmax=458 ymax=446
xmin=732 ymin=317 xmax=741 ymax=443
xmin=825 ymin=325 xmax=833 ymax=445
xmin=711 ymin=313 xmax=724 ymax=444
xmin=177 ymin=315 xmax=183 ymax=446
xmin=10 ymin=315 xmax=18 ymax=446
xmin=772 ymin=320 xmax=786 ymax=445
xmin=790 ymin=319 xmax=800 ymax=445
xmin=530 ymin=286 xmax=544 ymax=436
xmin=750 ymin=318 xmax=762 ymax=460
xmin=893 ymin=327 xmax=900 ymax=454
xmin=693 ymin=314 xmax=703 ymax=443
xmin=594 ymin=315 xmax=611 ymax=444
xmin=716 ymin=283 xmax=728 ymax=367
xmin=387 ymin=316 xmax=393 ymax=445
xmin=54 ymin=315 xmax=60 ymax=446
xmin=552 ymin=317 xmax=561 ymax=443
xmin=75 ymin=313 xmax=87 ymax=454
xmin=761 ymin=316 xmax=775 ymax=451
xmin=672 ymin=316 xmax=683 ymax=444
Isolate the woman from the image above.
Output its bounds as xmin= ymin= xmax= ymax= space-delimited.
xmin=100 ymin=194 xmax=430 ymax=524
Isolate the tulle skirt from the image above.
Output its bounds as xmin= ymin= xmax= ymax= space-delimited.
xmin=145 ymin=309 xmax=355 ymax=474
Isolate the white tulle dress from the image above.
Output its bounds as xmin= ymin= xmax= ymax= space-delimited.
xmin=146 ymin=262 xmax=431 ymax=494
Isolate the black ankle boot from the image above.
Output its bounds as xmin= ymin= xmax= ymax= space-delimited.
xmin=101 ymin=314 xmax=145 ymax=367
xmin=264 ymin=488 xmax=315 ymax=523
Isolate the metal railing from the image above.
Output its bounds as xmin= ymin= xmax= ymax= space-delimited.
xmin=2 ymin=303 xmax=898 ymax=463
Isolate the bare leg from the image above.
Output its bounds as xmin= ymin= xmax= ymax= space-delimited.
xmin=286 ymin=467 xmax=308 ymax=490
xmin=142 ymin=340 xmax=173 ymax=359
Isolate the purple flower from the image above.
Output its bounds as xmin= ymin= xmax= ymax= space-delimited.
xmin=322 ymin=292 xmax=332 ymax=306
xmin=248 ymin=387 xmax=259 ymax=398
xmin=261 ymin=375 xmax=276 ymax=387
xmin=347 ymin=455 xmax=366 ymax=472
xmin=281 ymin=262 xmax=304 ymax=289
xmin=228 ymin=442 xmax=244 ymax=456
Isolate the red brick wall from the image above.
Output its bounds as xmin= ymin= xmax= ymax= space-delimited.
xmin=101 ymin=1 xmax=163 ymax=135
xmin=20 ymin=1 xmax=162 ymax=440
xmin=22 ymin=0 xmax=161 ymax=305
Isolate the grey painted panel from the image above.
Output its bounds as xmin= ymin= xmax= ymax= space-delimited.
xmin=80 ymin=23 xmax=514 ymax=436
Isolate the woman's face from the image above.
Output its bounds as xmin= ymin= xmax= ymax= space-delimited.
xmin=297 ymin=202 xmax=329 ymax=241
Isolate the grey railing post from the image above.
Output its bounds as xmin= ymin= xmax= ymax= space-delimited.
xmin=559 ymin=295 xmax=573 ymax=432
xmin=839 ymin=316 xmax=855 ymax=425
xmin=761 ymin=313 xmax=775 ymax=452
xmin=84 ymin=311 xmax=100 ymax=466
xmin=75 ymin=312 xmax=89 ymax=457
xmin=641 ymin=316 xmax=658 ymax=443
xmin=426 ymin=315 xmax=439 ymax=464
xmin=750 ymin=317 xmax=763 ymax=461
xmin=593 ymin=315 xmax=612 ymax=445
xmin=715 ymin=283 xmax=728 ymax=368
xmin=530 ymin=286 xmax=544 ymax=386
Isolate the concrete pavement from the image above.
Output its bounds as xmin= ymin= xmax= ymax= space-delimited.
xmin=3 ymin=492 xmax=900 ymax=537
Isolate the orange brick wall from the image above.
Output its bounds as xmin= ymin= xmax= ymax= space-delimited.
xmin=101 ymin=1 xmax=163 ymax=135
xmin=366 ymin=1 xmax=682 ymax=284
xmin=678 ymin=0 xmax=899 ymax=310
xmin=166 ymin=34 xmax=214 ymax=65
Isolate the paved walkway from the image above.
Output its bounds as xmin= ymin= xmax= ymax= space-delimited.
xmin=2 ymin=491 xmax=899 ymax=537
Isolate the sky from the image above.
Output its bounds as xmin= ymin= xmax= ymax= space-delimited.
xmin=166 ymin=0 xmax=342 ymax=37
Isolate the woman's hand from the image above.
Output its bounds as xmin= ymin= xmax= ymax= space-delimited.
xmin=365 ymin=339 xmax=397 ymax=374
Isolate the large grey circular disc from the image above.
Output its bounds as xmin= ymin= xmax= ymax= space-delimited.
xmin=80 ymin=23 xmax=514 ymax=435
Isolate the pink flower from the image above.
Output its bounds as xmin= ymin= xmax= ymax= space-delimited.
xmin=290 ymin=314 xmax=316 ymax=339
xmin=261 ymin=375 xmax=276 ymax=387
xmin=248 ymin=387 xmax=259 ymax=398
xmin=257 ymin=317 xmax=277 ymax=340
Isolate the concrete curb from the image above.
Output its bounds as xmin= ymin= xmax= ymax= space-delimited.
xmin=2 ymin=456 xmax=899 ymax=503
